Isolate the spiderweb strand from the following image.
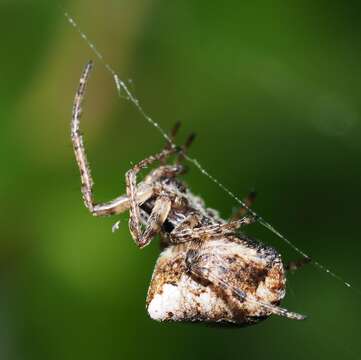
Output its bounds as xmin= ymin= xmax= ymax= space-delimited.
xmin=62 ymin=8 xmax=357 ymax=292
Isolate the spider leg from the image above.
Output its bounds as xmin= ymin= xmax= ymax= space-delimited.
xmin=170 ymin=216 xmax=254 ymax=243
xmin=125 ymin=149 xmax=177 ymax=248
xmin=168 ymin=213 xmax=202 ymax=243
xmin=164 ymin=121 xmax=181 ymax=151
xmin=177 ymin=132 xmax=196 ymax=163
xmin=162 ymin=121 xmax=196 ymax=164
xmin=231 ymin=190 xmax=257 ymax=220
xmin=71 ymin=61 xmax=154 ymax=216
xmin=144 ymin=164 xmax=185 ymax=184
xmin=286 ymin=256 xmax=312 ymax=272
xmin=185 ymin=249 xmax=306 ymax=321
xmin=159 ymin=122 xmax=181 ymax=165
xmin=139 ymin=195 xmax=172 ymax=248
xmin=127 ymin=192 xmax=171 ymax=248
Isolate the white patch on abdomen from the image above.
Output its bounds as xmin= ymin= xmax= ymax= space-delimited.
xmin=147 ymin=274 xmax=232 ymax=322
xmin=147 ymin=283 xmax=182 ymax=321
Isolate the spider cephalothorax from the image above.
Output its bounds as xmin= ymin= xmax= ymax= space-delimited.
xmin=71 ymin=61 xmax=307 ymax=325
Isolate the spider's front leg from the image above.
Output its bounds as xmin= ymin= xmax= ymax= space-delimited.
xmin=71 ymin=61 xmax=154 ymax=216
xmin=125 ymin=150 xmax=177 ymax=248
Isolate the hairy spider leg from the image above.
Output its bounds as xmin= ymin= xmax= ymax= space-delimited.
xmin=71 ymin=61 xmax=155 ymax=216
xmin=170 ymin=216 xmax=254 ymax=244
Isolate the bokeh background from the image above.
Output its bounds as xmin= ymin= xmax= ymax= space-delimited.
xmin=1 ymin=0 xmax=361 ymax=359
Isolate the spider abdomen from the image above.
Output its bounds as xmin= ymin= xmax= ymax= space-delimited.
xmin=146 ymin=237 xmax=286 ymax=325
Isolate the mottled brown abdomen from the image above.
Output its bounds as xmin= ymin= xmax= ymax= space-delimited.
xmin=146 ymin=236 xmax=286 ymax=325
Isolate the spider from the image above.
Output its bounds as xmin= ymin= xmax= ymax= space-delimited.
xmin=71 ymin=61 xmax=309 ymax=325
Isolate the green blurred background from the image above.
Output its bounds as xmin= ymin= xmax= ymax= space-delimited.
xmin=1 ymin=0 xmax=361 ymax=359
